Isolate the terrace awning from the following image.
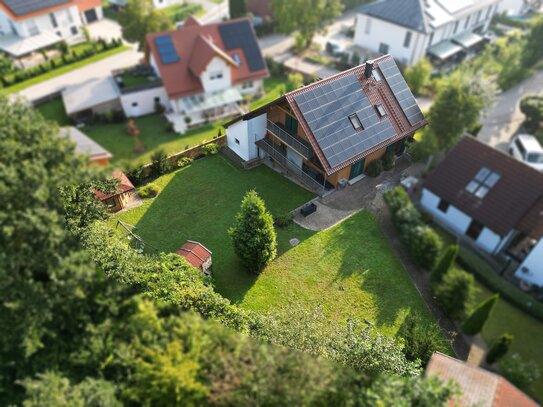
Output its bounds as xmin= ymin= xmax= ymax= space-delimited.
xmin=452 ymin=31 xmax=485 ymax=49
xmin=427 ymin=40 xmax=463 ymax=60
xmin=0 ymin=32 xmax=61 ymax=57
xmin=182 ymin=88 xmax=242 ymax=114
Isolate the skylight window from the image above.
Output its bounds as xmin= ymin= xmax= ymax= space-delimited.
xmin=232 ymin=53 xmax=241 ymax=65
xmin=348 ymin=113 xmax=363 ymax=131
xmin=465 ymin=167 xmax=501 ymax=199
xmin=375 ymin=104 xmax=386 ymax=117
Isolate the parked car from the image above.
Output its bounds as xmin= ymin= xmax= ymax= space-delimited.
xmin=509 ymin=134 xmax=543 ymax=171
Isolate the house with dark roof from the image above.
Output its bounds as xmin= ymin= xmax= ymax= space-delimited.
xmin=353 ymin=0 xmax=499 ymax=67
xmin=144 ymin=16 xmax=268 ymax=133
xmin=0 ymin=0 xmax=102 ymax=57
xmin=426 ymin=352 xmax=538 ymax=407
xmin=421 ymin=136 xmax=543 ymax=288
xmin=225 ymin=55 xmax=426 ymax=194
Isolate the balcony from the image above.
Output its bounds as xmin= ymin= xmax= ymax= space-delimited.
xmin=256 ymin=138 xmax=326 ymax=194
xmin=266 ymin=120 xmax=312 ymax=159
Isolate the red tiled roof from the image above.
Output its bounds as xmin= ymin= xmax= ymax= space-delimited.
xmin=424 ymin=136 xmax=543 ymax=238
xmin=95 ymin=170 xmax=135 ymax=201
xmin=146 ymin=17 xmax=269 ymax=100
xmin=188 ymin=34 xmax=238 ymax=77
xmin=426 ymin=352 xmax=538 ymax=407
xmin=176 ymin=240 xmax=212 ymax=270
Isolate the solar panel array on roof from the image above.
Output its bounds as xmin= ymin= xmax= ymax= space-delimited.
xmin=218 ymin=21 xmax=265 ymax=72
xmin=155 ymin=35 xmax=180 ymax=64
xmin=293 ymin=73 xmax=396 ymax=169
xmin=3 ymin=0 xmax=71 ymax=16
xmin=378 ymin=58 xmax=425 ymax=126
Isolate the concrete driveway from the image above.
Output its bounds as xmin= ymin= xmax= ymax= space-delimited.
xmin=478 ymin=70 xmax=543 ymax=151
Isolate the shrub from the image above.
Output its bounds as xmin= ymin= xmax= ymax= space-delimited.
xmin=400 ymin=313 xmax=450 ymax=365
xmin=486 ymin=333 xmax=513 ymax=364
xmin=274 ymin=212 xmax=294 ymax=228
xmin=176 ymin=157 xmax=193 ymax=169
xmin=461 ymin=294 xmax=499 ymax=336
xmin=409 ymin=226 xmax=442 ymax=270
xmin=365 ymin=160 xmax=383 ymax=177
xmin=124 ymin=163 xmax=146 ymax=186
xmin=382 ymin=151 xmax=396 ymax=171
xmin=150 ymin=149 xmax=172 ymax=177
xmin=138 ymin=183 xmax=161 ymax=198
xmin=384 ymin=187 xmax=410 ymax=213
xmin=202 ymin=143 xmax=219 ymax=156
xmin=404 ymin=58 xmax=432 ymax=96
xmin=434 ymin=268 xmax=475 ymax=320
xmin=394 ymin=206 xmax=423 ymax=239
xmin=520 ymin=95 xmax=543 ymax=133
xmin=154 ymin=99 xmax=165 ymax=114
xmin=165 ymin=121 xmax=175 ymax=133
xmin=431 ymin=244 xmax=459 ymax=284
xmin=229 ymin=191 xmax=277 ymax=274
xmin=408 ymin=129 xmax=438 ymax=163
xmin=499 ymin=353 xmax=540 ymax=391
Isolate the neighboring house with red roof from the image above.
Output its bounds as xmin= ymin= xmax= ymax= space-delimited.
xmin=0 ymin=0 xmax=102 ymax=57
xmin=176 ymin=240 xmax=213 ymax=274
xmin=225 ymin=55 xmax=426 ymax=194
xmin=426 ymin=352 xmax=538 ymax=407
xmin=144 ymin=16 xmax=268 ymax=133
xmin=95 ymin=170 xmax=135 ymax=213
xmin=421 ymin=136 xmax=543 ymax=288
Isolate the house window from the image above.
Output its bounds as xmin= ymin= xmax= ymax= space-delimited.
xmin=49 ymin=13 xmax=58 ymax=28
xmin=428 ymin=32 xmax=434 ymax=46
xmin=476 ymin=10 xmax=482 ymax=23
xmin=235 ymin=138 xmax=240 ymax=145
xmin=27 ymin=20 xmax=39 ymax=36
xmin=464 ymin=15 xmax=470 ymax=28
xmin=210 ymin=71 xmax=223 ymax=80
xmin=403 ymin=31 xmax=412 ymax=48
xmin=154 ymin=97 xmax=160 ymax=103
xmin=348 ymin=113 xmax=363 ymax=130
xmin=466 ymin=219 xmax=484 ymax=240
xmin=285 ymin=114 xmax=298 ymax=135
xmin=365 ymin=17 xmax=372 ymax=34
xmin=70 ymin=26 xmax=78 ymax=35
xmin=242 ymin=81 xmax=253 ymax=89
xmin=437 ymin=199 xmax=450 ymax=213
xmin=132 ymin=102 xmax=139 ymax=107
xmin=378 ymin=43 xmax=389 ymax=54
xmin=232 ymin=53 xmax=241 ymax=65
xmin=453 ymin=21 xmax=459 ymax=34
xmin=465 ymin=167 xmax=501 ymax=199
xmin=66 ymin=9 xmax=73 ymax=24
xmin=375 ymin=104 xmax=386 ymax=117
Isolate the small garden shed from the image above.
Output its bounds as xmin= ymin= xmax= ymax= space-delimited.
xmin=95 ymin=170 xmax=135 ymax=213
xmin=176 ymin=240 xmax=212 ymax=274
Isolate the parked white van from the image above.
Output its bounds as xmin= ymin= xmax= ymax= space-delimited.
xmin=509 ymin=134 xmax=543 ymax=171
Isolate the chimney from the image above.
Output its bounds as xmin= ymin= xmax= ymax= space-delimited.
xmin=364 ymin=60 xmax=374 ymax=79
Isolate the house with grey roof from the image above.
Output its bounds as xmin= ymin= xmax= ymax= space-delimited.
xmin=61 ymin=127 xmax=112 ymax=166
xmin=353 ymin=0 xmax=500 ymax=67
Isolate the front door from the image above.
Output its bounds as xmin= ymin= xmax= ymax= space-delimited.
xmin=84 ymin=9 xmax=98 ymax=23
xmin=349 ymin=158 xmax=365 ymax=180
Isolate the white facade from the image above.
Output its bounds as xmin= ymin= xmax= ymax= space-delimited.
xmin=200 ymin=57 xmax=232 ymax=93
xmin=120 ymin=86 xmax=170 ymax=118
xmin=420 ymin=188 xmax=504 ymax=254
xmin=497 ymin=0 xmax=527 ymax=15
xmin=226 ymin=113 xmax=267 ymax=161
xmin=515 ymin=239 xmax=543 ymax=287
xmin=354 ymin=0 xmax=499 ymax=65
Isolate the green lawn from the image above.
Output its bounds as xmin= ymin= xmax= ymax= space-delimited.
xmin=251 ymin=76 xmax=286 ymax=110
xmin=37 ymin=97 xmax=71 ymax=126
xmin=163 ymin=3 xmax=203 ymax=23
xmin=112 ymin=156 xmax=435 ymax=335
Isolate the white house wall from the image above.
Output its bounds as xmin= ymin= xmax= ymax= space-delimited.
xmin=226 ymin=113 xmax=266 ymax=161
xmin=120 ymin=86 xmax=169 ymax=118
xmin=11 ymin=6 xmax=83 ymax=39
xmin=235 ymin=79 xmax=263 ymax=96
xmin=201 ymin=56 xmax=231 ymax=93
xmin=497 ymin=0 xmax=525 ymax=15
xmin=515 ymin=238 xmax=543 ymax=287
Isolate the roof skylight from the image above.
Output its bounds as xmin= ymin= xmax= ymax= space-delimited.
xmin=465 ymin=167 xmax=500 ymax=199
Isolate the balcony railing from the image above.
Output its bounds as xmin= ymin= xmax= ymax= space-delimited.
xmin=256 ymin=138 xmax=325 ymax=194
xmin=266 ymin=120 xmax=312 ymax=159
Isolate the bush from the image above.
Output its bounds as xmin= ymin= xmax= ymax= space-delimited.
xmin=486 ymin=333 xmax=513 ymax=364
xmin=409 ymin=226 xmax=442 ymax=270
xmin=150 ymin=149 xmax=172 ymax=177
xmin=154 ymin=99 xmax=165 ymax=114
xmin=138 ymin=183 xmax=161 ymax=198
xmin=394 ymin=206 xmax=423 ymax=239
xmin=461 ymin=294 xmax=499 ymax=336
xmin=382 ymin=151 xmax=396 ymax=171
xmin=408 ymin=130 xmax=438 ymax=162
xmin=431 ymin=244 xmax=459 ymax=284
xmin=384 ymin=187 xmax=410 ymax=213
xmin=520 ymin=95 xmax=543 ymax=133
xmin=365 ymin=160 xmax=383 ymax=177
xmin=176 ymin=157 xmax=193 ymax=169
xmin=499 ymin=353 xmax=540 ymax=391
xmin=124 ymin=163 xmax=146 ymax=187
xmin=404 ymin=58 xmax=432 ymax=96
xmin=202 ymin=143 xmax=219 ymax=156
xmin=274 ymin=212 xmax=294 ymax=228
xmin=400 ymin=313 xmax=450 ymax=365
xmin=434 ymin=268 xmax=475 ymax=320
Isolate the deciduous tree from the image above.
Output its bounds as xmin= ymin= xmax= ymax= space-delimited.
xmin=118 ymin=0 xmax=172 ymax=50
xmin=404 ymin=58 xmax=432 ymax=96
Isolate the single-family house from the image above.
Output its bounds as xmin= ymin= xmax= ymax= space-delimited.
xmin=426 ymin=352 xmax=538 ymax=407
xmin=95 ymin=170 xmax=135 ymax=213
xmin=420 ymin=136 xmax=543 ymax=288
xmin=497 ymin=0 xmax=539 ymax=16
xmin=145 ymin=16 xmax=269 ymax=133
xmin=225 ymin=55 xmax=426 ymax=194
xmin=61 ymin=126 xmax=112 ymax=166
xmin=0 ymin=0 xmax=102 ymax=58
xmin=176 ymin=240 xmax=213 ymax=275
xmin=353 ymin=0 xmax=500 ymax=67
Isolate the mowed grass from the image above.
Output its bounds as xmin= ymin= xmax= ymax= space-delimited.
xmin=240 ymin=210 xmax=434 ymax=334
xmin=112 ymin=155 xmax=315 ymax=300
xmin=36 ymin=97 xmax=71 ymax=126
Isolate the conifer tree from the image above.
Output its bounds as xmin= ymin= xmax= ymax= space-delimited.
xmin=462 ymin=294 xmax=499 ymax=336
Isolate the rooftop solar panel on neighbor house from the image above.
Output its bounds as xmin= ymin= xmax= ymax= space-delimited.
xmin=378 ymin=58 xmax=425 ymax=126
xmin=154 ymin=35 xmax=180 ymax=64
xmin=218 ymin=21 xmax=265 ymax=72
xmin=293 ymin=73 xmax=396 ymax=169
xmin=3 ymin=0 xmax=71 ymax=16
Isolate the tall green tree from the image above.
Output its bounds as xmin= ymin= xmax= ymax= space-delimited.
xmin=522 ymin=15 xmax=543 ymax=66
xmin=229 ymin=190 xmax=277 ymax=273
xmin=229 ymin=0 xmax=247 ymax=18
xmin=461 ymin=294 xmax=499 ymax=336
xmin=486 ymin=333 xmax=513 ymax=364
xmin=118 ymin=0 xmax=173 ymax=50
xmin=404 ymin=58 xmax=432 ymax=96
xmin=273 ymin=0 xmax=344 ymax=50
xmin=434 ymin=268 xmax=475 ymax=320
